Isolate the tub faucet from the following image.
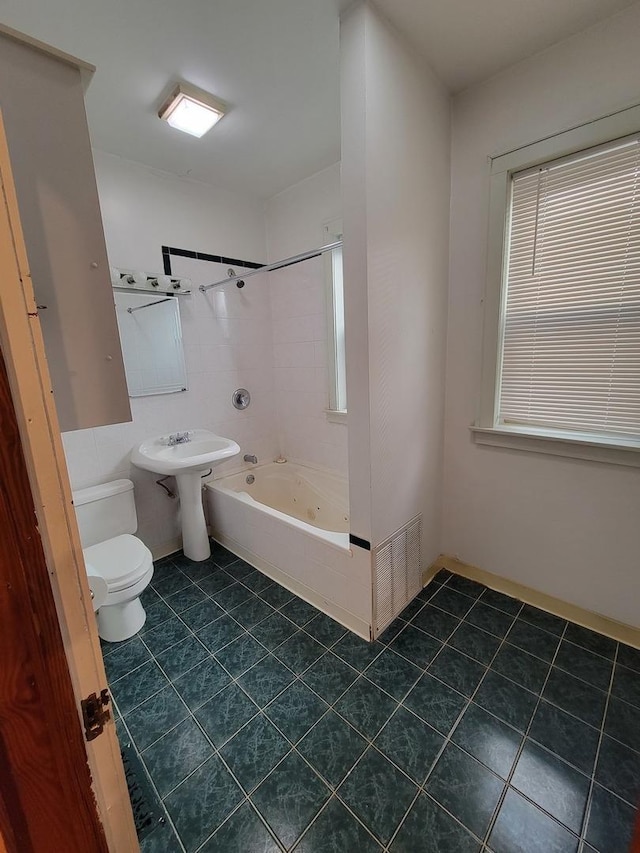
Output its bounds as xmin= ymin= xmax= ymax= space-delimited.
xmin=244 ymin=454 xmax=258 ymax=464
xmin=168 ymin=431 xmax=191 ymax=446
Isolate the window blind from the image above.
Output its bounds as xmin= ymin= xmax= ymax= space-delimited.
xmin=498 ymin=136 xmax=640 ymax=438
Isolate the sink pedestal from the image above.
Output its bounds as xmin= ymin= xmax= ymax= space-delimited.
xmin=176 ymin=472 xmax=210 ymax=561
xmin=130 ymin=430 xmax=240 ymax=561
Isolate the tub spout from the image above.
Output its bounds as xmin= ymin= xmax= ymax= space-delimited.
xmin=244 ymin=454 xmax=258 ymax=464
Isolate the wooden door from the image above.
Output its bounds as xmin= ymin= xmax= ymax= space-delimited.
xmin=0 ymin=110 xmax=138 ymax=851
xmin=0 ymin=347 xmax=110 ymax=852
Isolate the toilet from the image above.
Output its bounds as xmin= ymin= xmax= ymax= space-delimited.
xmin=73 ymin=479 xmax=154 ymax=643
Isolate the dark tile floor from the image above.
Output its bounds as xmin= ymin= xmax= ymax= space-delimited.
xmin=103 ymin=543 xmax=640 ymax=853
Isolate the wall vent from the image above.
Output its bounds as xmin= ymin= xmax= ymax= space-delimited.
xmin=372 ymin=514 xmax=422 ymax=639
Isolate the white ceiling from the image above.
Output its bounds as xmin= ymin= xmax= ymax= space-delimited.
xmin=374 ymin=0 xmax=638 ymax=93
xmin=0 ymin=0 xmax=635 ymax=198
xmin=0 ymin=0 xmax=342 ymax=199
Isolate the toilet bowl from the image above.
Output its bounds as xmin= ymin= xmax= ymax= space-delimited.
xmin=73 ymin=479 xmax=154 ymax=643
xmin=84 ymin=533 xmax=154 ymax=641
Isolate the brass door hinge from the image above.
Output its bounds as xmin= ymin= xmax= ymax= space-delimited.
xmin=81 ymin=689 xmax=111 ymax=741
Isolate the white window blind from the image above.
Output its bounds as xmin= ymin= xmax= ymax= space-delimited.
xmin=498 ymin=136 xmax=640 ymax=439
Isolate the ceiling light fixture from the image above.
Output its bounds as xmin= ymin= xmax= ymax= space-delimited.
xmin=158 ymin=83 xmax=227 ymax=138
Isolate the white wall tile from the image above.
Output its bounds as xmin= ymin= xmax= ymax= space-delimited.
xmin=62 ymin=154 xmax=349 ymax=557
xmin=273 ymin=342 xmax=316 ymax=369
xmin=61 ymin=153 xmax=276 ymax=554
xmin=265 ymin=163 xmax=348 ymax=475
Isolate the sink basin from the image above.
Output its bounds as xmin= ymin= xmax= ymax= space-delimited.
xmin=131 ymin=430 xmax=240 ymax=561
xmin=131 ymin=429 xmax=240 ymax=476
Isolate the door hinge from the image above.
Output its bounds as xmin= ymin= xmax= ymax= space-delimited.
xmin=81 ymin=689 xmax=111 ymax=741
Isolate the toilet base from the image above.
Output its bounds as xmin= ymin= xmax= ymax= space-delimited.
xmin=98 ymin=596 xmax=146 ymax=643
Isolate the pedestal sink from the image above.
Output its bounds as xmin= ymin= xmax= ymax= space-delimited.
xmin=131 ymin=429 xmax=240 ymax=561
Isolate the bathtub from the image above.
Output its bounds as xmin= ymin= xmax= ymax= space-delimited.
xmin=205 ymin=461 xmax=371 ymax=637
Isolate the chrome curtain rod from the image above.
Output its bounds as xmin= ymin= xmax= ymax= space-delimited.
xmin=127 ymin=297 xmax=173 ymax=313
xmin=199 ymin=240 xmax=343 ymax=293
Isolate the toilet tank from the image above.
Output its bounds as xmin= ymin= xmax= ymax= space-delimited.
xmin=72 ymin=479 xmax=138 ymax=548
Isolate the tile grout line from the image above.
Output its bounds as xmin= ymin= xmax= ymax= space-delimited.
xmin=173 ymin=561 xmax=351 ymax=663
xmin=134 ymin=619 xmax=288 ymax=852
xmin=266 ymin=683 xmax=410 ymax=850
xmin=397 ymin=596 xmax=635 ymax=827
xmin=126 ymin=599 xmax=348 ymax=755
xmin=114 ymin=703 xmax=189 ymax=853
xmin=121 ymin=559 xmax=371 ymax=850
xmin=378 ymin=576 xmax=508 ymax=850
xmin=191 ymin=653 xmax=388 ymax=851
xmin=286 ymin=792 xmax=382 ymax=852
xmin=186 ymin=581 xmax=446 ymax=849
xmin=110 ymin=556 xmax=423 ymax=849
xmin=326 ymin=578 xmax=498 ymax=851
xmin=117 ymin=572 xmax=488 ymax=849
xmin=123 ymin=564 xmax=600 ymax=718
xmin=256 ymin=670 xmax=398 ymax=850
xmin=110 ymin=557 xmax=637 ymax=852
xmin=164 ymin=564 xmax=544 ymax=843
xmin=478 ymin=620 xmax=574 ymax=849
xmin=285 ymin=587 xmax=461 ymax=842
xmin=404 ymin=582 xmax=639 ymax=843
xmin=399 ymin=586 xmax=637 ymax=755
xmin=192 ymin=798 xmax=286 ymax=853
xmin=579 ymin=640 xmax=619 ymax=853
xmin=384 ymin=583 xmax=524 ymax=851
xmin=196 ymin=573 xmax=508 ymax=850
xmin=196 ymin=564 xmax=620 ymax=843
xmin=111 ymin=564 xmax=339 ymax=718
xmin=205 ymin=566 xmax=635 ymax=848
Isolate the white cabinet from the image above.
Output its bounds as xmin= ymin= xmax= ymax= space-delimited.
xmin=0 ymin=28 xmax=131 ymax=431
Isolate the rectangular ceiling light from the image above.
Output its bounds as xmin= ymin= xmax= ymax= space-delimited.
xmin=159 ymin=83 xmax=226 ymax=138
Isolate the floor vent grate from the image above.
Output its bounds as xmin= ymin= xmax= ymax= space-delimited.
xmin=372 ymin=514 xmax=422 ymax=639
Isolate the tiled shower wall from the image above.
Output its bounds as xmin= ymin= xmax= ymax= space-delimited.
xmin=61 ymin=151 xmax=278 ymax=556
xmin=61 ymin=153 xmax=348 ymax=557
xmin=265 ymin=163 xmax=349 ymax=476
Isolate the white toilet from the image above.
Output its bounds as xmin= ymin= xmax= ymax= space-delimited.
xmin=73 ymin=479 xmax=154 ymax=643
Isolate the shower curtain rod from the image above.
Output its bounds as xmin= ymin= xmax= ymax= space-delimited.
xmin=199 ymin=240 xmax=343 ymax=293
xmin=126 ymin=297 xmax=173 ymax=313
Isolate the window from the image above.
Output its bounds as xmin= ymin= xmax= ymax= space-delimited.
xmin=324 ymin=219 xmax=347 ymax=417
xmin=475 ymin=106 xmax=640 ymax=466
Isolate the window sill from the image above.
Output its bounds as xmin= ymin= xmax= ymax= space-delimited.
xmin=471 ymin=425 xmax=640 ymax=468
xmin=325 ymin=409 xmax=347 ymax=425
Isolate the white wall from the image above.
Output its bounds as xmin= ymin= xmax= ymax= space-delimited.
xmin=341 ymin=2 xmax=451 ymax=558
xmin=62 ymin=151 xmax=277 ymax=555
xmin=265 ymin=163 xmax=348 ymax=475
xmin=340 ymin=4 xmax=372 ymax=543
xmin=444 ymin=4 xmax=640 ymax=628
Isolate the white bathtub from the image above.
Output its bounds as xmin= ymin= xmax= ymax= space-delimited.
xmin=210 ymin=462 xmax=349 ymax=543
xmin=205 ymin=461 xmax=371 ymax=637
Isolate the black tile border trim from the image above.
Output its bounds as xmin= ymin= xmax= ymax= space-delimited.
xmin=349 ymin=534 xmax=371 ymax=551
xmin=161 ymin=245 xmax=264 ymax=277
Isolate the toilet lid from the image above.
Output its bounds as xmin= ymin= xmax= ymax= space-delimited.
xmin=83 ymin=534 xmax=153 ymax=593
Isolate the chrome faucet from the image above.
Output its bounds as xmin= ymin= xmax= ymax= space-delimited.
xmin=244 ymin=454 xmax=258 ymax=464
xmin=168 ymin=431 xmax=191 ymax=446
